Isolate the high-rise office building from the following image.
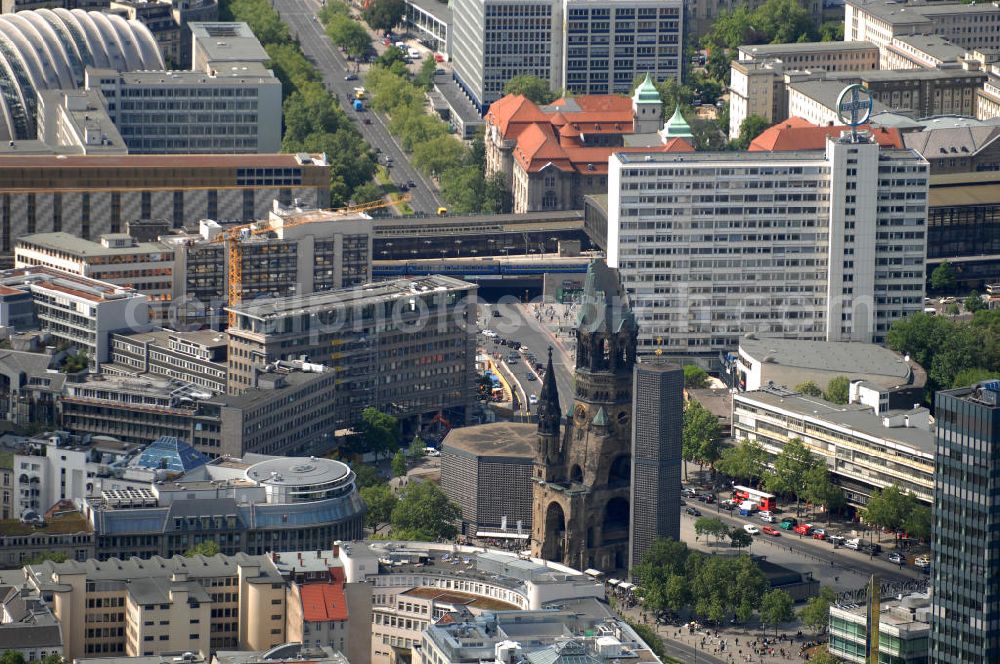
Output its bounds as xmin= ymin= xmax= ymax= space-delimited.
xmin=607 ymin=130 xmax=930 ymax=363
xmin=628 ymin=357 xmax=683 ymax=570
xmin=452 ymin=0 xmax=682 ymax=111
xmin=930 ymin=381 xmax=1000 ymax=663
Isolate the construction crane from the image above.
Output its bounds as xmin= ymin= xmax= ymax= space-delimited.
xmin=213 ymin=195 xmax=410 ymax=327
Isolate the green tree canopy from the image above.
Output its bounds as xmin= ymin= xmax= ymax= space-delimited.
xmin=390 ymin=481 xmax=461 ymax=540
xmin=0 ymin=652 xmax=27 ymax=664
xmin=683 ymin=365 xmax=710 ymax=389
xmin=818 ymin=21 xmax=844 ymax=41
xmin=352 ymin=182 xmax=384 ymax=206
xmin=732 ymin=114 xmax=771 ymax=149
xmin=414 ymin=56 xmax=438 ymax=91
xmin=716 ymin=439 xmax=767 ymax=485
xmin=184 ymin=540 xmax=220 ymax=557
xmin=412 ymin=135 xmax=468 ymax=177
xmin=694 ymin=516 xmax=730 ymax=543
xmin=760 ymin=589 xmax=795 ymax=635
xmin=391 ymin=448 xmax=408 ymax=477
xmin=352 ymin=462 xmax=384 ymax=489
xmin=729 ymin=527 xmax=753 ymax=550
xmin=904 ymin=504 xmax=932 ymax=541
xmin=801 ymin=463 xmax=845 ymax=518
xmin=503 ymin=75 xmax=558 ymax=104
xmin=326 ymin=14 xmax=371 ymax=57
xmin=764 ymin=438 xmax=818 ymax=509
xmin=823 ymin=376 xmax=851 ymax=404
xmin=682 ymin=400 xmax=722 ymax=475
xmin=408 ymin=436 xmax=427 ymax=458
xmin=862 ymin=485 xmax=919 ymax=536
xmin=359 ymin=407 xmax=400 ymax=459
xmin=360 ymin=483 xmax=396 ymax=528
xmin=965 ymin=291 xmax=987 ymax=313
xmin=363 ymin=0 xmax=405 ymax=33
xmin=952 ymin=367 xmax=1000 ymax=388
xmin=800 ymin=586 xmax=837 ymax=633
xmin=808 ymin=647 xmax=842 ymax=664
xmin=795 ymin=381 xmax=823 ymax=397
xmin=930 ymin=261 xmax=957 ymax=293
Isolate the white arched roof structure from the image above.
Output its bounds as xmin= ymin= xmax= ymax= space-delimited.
xmin=0 ymin=8 xmax=163 ymax=142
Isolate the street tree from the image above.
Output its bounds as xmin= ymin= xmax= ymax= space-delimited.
xmin=358 ymin=407 xmax=399 ymax=459
xmin=716 ymin=439 xmax=767 ymax=485
xmin=412 ymin=135 xmax=468 ymax=177
xmin=731 ymin=114 xmax=770 ymax=150
xmin=390 ymin=481 xmax=461 ymax=540
xmin=326 ymin=15 xmax=371 ymax=58
xmin=408 ymin=436 xmax=427 ymax=458
xmin=352 ymin=462 xmax=384 ymax=489
xmin=184 ymin=541 xmax=220 ymax=557
xmin=683 ymin=364 xmax=710 ymax=389
xmin=760 ymin=589 xmax=795 ymax=635
xmin=352 ymin=182 xmax=384 ymax=205
xmin=904 ymin=504 xmax=932 ymax=542
xmin=795 ymin=381 xmax=823 ymax=397
xmin=729 ymin=527 xmax=753 ymax=551
xmin=503 ymin=75 xmax=558 ymax=104
xmin=694 ymin=516 xmax=729 ymax=544
xmin=391 ymin=449 xmax=408 ymax=477
xmin=801 ymin=463 xmax=845 ymax=521
xmin=764 ymin=438 xmax=817 ymax=512
xmin=862 ymin=485 xmax=918 ymax=539
xmin=808 ymin=647 xmax=841 ymax=664
xmin=682 ymin=400 xmax=722 ymax=477
xmin=965 ymin=291 xmax=987 ymax=313
xmin=800 ymin=586 xmax=837 ymax=634
xmin=360 ymin=483 xmax=396 ymax=528
xmin=930 ymin=261 xmax=956 ymax=293
xmin=363 ymin=0 xmax=405 ymax=33
xmin=823 ymin=376 xmax=851 ymax=404
xmin=414 ymin=56 xmax=437 ymax=91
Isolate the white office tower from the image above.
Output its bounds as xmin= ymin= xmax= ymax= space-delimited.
xmin=607 ymin=131 xmax=929 ymax=361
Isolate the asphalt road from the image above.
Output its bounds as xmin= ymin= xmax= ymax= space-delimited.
xmin=683 ymin=500 xmax=923 ymax=586
xmin=481 ymin=302 xmax=575 ymax=415
xmin=276 ymin=0 xmax=443 ymax=214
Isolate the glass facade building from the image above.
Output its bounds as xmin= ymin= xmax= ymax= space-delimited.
xmin=930 ymin=381 xmax=1000 ymax=663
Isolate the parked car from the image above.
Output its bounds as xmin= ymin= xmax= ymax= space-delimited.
xmin=685 ymin=507 xmax=702 ymax=517
xmin=793 ymin=524 xmax=814 ymax=536
xmin=827 ymin=534 xmax=846 ymax=546
xmin=407 ymin=180 xmax=416 ymax=188
xmin=779 ymin=517 xmax=798 ymax=530
xmin=844 ymin=538 xmax=862 ymax=550
xmin=759 ymin=513 xmax=776 ymax=523
xmin=720 ymin=500 xmax=737 ymax=511
xmin=701 ymin=494 xmax=715 ymax=504
xmin=345 ymin=73 xmax=358 ymax=81
xmin=811 ymin=528 xmax=827 ymax=540
xmin=762 ymin=526 xmax=781 ymax=536
xmin=683 ymin=487 xmax=698 ymax=497
xmin=888 ymin=552 xmax=905 ymax=564
xmin=744 ymin=524 xmax=760 ymax=536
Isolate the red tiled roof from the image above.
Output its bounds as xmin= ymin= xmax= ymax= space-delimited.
xmin=750 ymin=117 xmax=904 ymax=151
xmin=484 ymin=95 xmax=550 ymax=138
xmin=300 ymin=582 xmax=348 ymax=623
xmin=551 ymin=95 xmax=633 ymax=114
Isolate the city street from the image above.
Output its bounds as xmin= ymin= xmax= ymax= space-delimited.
xmin=480 ymin=302 xmax=575 ymax=415
xmin=275 ymin=0 xmax=443 ymax=214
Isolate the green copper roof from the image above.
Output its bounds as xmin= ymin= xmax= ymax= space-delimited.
xmin=663 ymin=105 xmax=693 ymax=139
xmin=633 ymin=73 xmax=661 ymax=103
xmin=592 ymin=406 xmax=608 ymax=427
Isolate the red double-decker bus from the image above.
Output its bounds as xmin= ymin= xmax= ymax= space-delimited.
xmin=733 ymin=485 xmax=776 ymax=512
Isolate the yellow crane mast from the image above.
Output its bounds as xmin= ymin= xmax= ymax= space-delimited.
xmin=214 ymin=195 xmax=410 ymax=327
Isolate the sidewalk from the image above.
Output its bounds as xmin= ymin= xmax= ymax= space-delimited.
xmin=615 ymin=599 xmax=824 ymax=664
